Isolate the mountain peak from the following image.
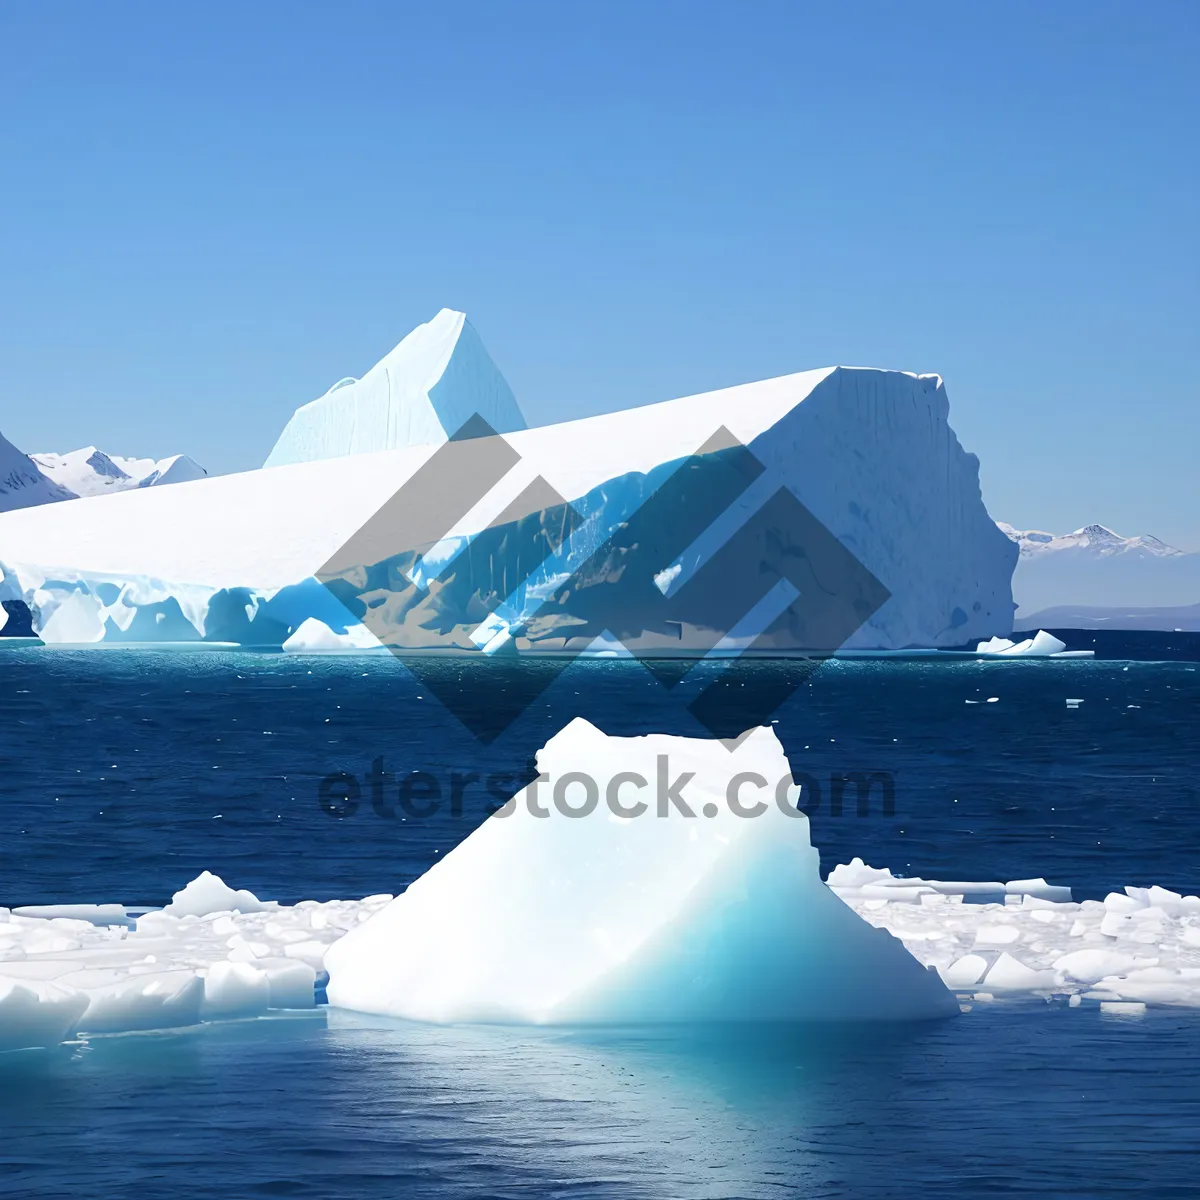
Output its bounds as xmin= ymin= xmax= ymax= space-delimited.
xmin=999 ymin=521 xmax=1184 ymax=559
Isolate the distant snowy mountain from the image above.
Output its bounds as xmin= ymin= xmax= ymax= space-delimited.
xmin=998 ymin=521 xmax=1183 ymax=560
xmin=31 ymin=447 xmax=208 ymax=497
xmin=0 ymin=429 xmax=75 ymax=512
xmin=998 ymin=521 xmax=1200 ymax=620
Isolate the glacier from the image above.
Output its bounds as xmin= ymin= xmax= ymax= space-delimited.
xmin=0 ymin=349 xmax=1016 ymax=653
xmin=324 ymin=719 xmax=958 ymax=1024
xmin=264 ymin=308 xmax=526 ymax=467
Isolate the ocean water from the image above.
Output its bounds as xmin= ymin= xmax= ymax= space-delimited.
xmin=2 ymin=647 xmax=1199 ymax=1196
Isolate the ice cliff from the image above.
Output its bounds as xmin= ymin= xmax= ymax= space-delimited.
xmin=263 ymin=308 xmax=526 ymax=467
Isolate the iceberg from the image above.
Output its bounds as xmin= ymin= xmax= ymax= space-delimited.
xmin=324 ymin=719 xmax=957 ymax=1023
xmin=282 ymin=616 xmax=383 ymax=653
xmin=974 ymin=629 xmax=1090 ymax=657
xmin=0 ymin=340 xmax=1017 ymax=653
xmin=264 ymin=308 xmax=526 ymax=467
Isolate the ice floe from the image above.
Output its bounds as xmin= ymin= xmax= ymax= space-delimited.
xmin=3 ymin=854 xmax=1200 ymax=1053
xmin=831 ymin=859 xmax=1200 ymax=1010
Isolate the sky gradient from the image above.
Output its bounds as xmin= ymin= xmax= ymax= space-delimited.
xmin=2 ymin=1 xmax=1197 ymax=547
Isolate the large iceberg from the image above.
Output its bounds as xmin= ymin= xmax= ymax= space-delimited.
xmin=324 ymin=719 xmax=957 ymax=1023
xmin=0 ymin=345 xmax=1016 ymax=652
xmin=264 ymin=308 xmax=526 ymax=467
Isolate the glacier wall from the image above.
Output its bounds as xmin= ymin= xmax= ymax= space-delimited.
xmin=264 ymin=308 xmax=526 ymax=468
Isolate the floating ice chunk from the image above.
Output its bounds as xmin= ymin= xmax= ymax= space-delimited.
xmin=326 ymin=720 xmax=958 ymax=1024
xmin=74 ymin=970 xmax=204 ymax=1034
xmin=13 ymin=904 xmax=129 ymax=927
xmin=1053 ymin=949 xmax=1139 ymax=984
xmin=825 ymin=858 xmax=897 ymax=888
xmin=255 ymin=959 xmax=317 ymax=1010
xmin=1005 ymin=879 xmax=1072 ymax=903
xmin=0 ymin=979 xmax=88 ymax=1051
xmin=941 ymin=955 xmax=988 ymax=987
xmin=976 ymin=630 xmax=1068 ymax=657
xmin=282 ymin=617 xmax=381 ymax=653
xmin=202 ymin=961 xmax=270 ymax=1020
xmin=982 ymin=953 xmax=1057 ymax=992
xmin=1100 ymin=1001 xmax=1146 ymax=1017
xmin=973 ymin=925 xmax=1021 ymax=946
xmin=976 ymin=636 xmax=1015 ymax=653
xmin=163 ymin=871 xmax=272 ymax=918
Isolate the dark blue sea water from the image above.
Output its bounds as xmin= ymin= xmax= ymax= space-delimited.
xmin=2 ymin=647 xmax=1199 ymax=1197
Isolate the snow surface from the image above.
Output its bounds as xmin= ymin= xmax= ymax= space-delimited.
xmin=30 ymin=447 xmax=208 ymax=498
xmin=325 ymin=719 xmax=957 ymax=1024
xmin=0 ymin=363 xmax=1015 ymax=652
xmin=264 ymin=309 xmax=526 ymax=467
xmin=998 ymin=522 xmax=1200 ymax=619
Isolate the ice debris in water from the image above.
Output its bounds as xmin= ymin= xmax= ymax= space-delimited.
xmin=3 ymin=853 xmax=1200 ymax=1052
xmin=831 ymin=859 xmax=1200 ymax=1008
xmin=0 ymin=872 xmax=395 ymax=1052
xmin=975 ymin=630 xmax=1087 ymax=657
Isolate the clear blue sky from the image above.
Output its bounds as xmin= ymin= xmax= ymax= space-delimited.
xmin=2 ymin=2 xmax=1197 ymax=547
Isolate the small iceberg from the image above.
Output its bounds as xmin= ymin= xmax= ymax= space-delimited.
xmin=976 ymin=630 xmax=1093 ymax=658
